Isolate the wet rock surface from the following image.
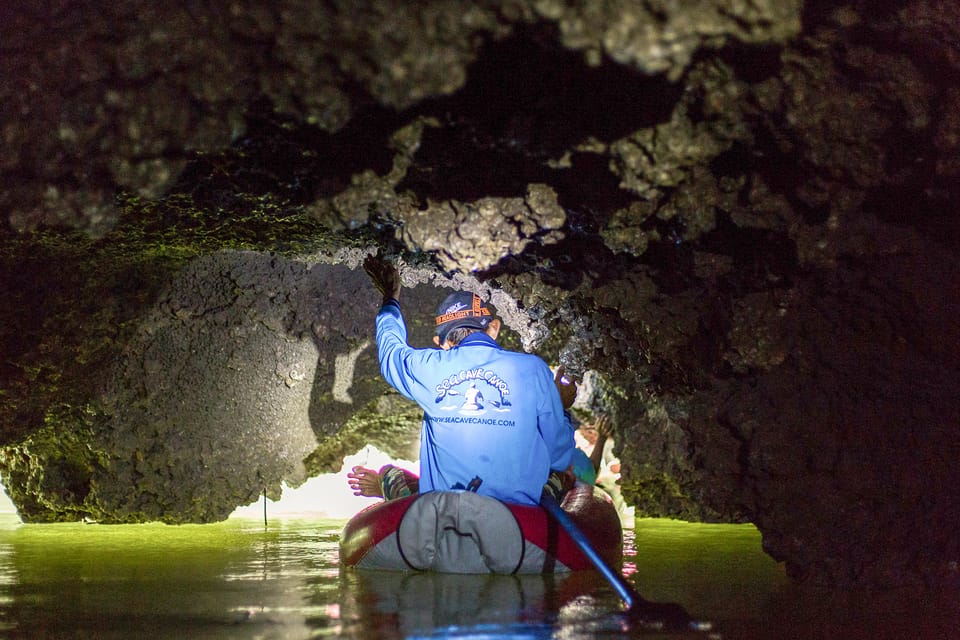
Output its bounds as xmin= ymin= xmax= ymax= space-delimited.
xmin=1 ymin=0 xmax=959 ymax=586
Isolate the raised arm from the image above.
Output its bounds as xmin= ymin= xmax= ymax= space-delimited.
xmin=589 ymin=414 xmax=611 ymax=473
xmin=363 ymin=254 xmax=402 ymax=304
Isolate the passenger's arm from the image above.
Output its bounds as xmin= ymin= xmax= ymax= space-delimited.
xmin=589 ymin=414 xmax=611 ymax=473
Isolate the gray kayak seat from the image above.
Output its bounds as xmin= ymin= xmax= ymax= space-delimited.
xmin=393 ymin=491 xmax=554 ymax=574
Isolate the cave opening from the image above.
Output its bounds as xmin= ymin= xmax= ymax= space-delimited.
xmin=230 ymin=444 xmax=416 ymax=521
xmin=0 ymin=481 xmax=16 ymax=520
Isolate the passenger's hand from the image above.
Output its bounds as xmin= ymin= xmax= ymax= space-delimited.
xmin=554 ymin=365 xmax=577 ymax=410
xmin=594 ymin=414 xmax=612 ymax=439
xmin=347 ymin=466 xmax=384 ymax=498
xmin=363 ymin=254 xmax=401 ymax=302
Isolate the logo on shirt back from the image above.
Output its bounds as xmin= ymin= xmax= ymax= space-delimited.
xmin=435 ymin=367 xmax=512 ymax=415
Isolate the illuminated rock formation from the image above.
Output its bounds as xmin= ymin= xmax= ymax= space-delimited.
xmin=1 ymin=1 xmax=957 ymax=587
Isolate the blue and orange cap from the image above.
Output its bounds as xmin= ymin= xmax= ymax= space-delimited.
xmin=435 ymin=291 xmax=492 ymax=343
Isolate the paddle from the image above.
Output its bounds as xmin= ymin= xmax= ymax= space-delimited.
xmin=540 ymin=493 xmax=711 ymax=632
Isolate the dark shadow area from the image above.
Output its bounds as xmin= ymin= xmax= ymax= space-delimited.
xmin=0 ymin=227 xmax=170 ymax=446
xmin=710 ymin=138 xmax=830 ymax=225
xmin=801 ymin=0 xmax=903 ymax=30
xmin=862 ymin=123 xmax=960 ymax=248
xmin=165 ymin=22 xmax=685 ymax=227
xmin=554 ymin=153 xmax=638 ymax=231
xmin=700 ymin=211 xmax=799 ymax=294
xmin=797 ymin=1 xmax=960 ymax=249
xmin=863 ymin=182 xmax=960 ymax=247
xmin=170 ymin=94 xmax=403 ymax=209
xmin=398 ymin=22 xmax=682 ymax=216
xmin=703 ymin=42 xmax=784 ymax=84
xmin=640 ymin=237 xmax=697 ymax=295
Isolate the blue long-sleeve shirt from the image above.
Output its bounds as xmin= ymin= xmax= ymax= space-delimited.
xmin=374 ymin=299 xmax=574 ymax=505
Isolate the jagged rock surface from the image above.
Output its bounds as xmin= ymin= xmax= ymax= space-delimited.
xmin=1 ymin=0 xmax=958 ymax=586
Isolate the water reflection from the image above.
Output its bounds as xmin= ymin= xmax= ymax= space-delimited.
xmin=0 ymin=516 xmax=325 ymax=639
xmin=0 ymin=514 xmax=955 ymax=639
xmin=336 ymin=569 xmax=602 ymax=639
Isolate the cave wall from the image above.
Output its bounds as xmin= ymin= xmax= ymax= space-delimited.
xmin=0 ymin=249 xmax=491 ymax=523
xmin=1 ymin=0 xmax=959 ymax=587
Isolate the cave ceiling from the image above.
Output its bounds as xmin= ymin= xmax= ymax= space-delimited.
xmin=1 ymin=0 xmax=958 ymax=588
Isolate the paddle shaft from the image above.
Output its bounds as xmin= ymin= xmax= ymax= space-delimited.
xmin=539 ymin=493 xmax=641 ymax=607
xmin=540 ymin=493 xmax=701 ymax=630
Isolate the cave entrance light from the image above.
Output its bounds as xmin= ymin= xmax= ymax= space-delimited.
xmin=0 ymin=482 xmax=16 ymax=522
xmin=229 ymin=444 xmax=417 ymax=521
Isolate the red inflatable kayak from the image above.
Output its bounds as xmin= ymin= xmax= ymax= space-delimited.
xmin=340 ymin=483 xmax=622 ymax=574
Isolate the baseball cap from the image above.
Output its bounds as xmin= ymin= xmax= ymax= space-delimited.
xmin=435 ymin=291 xmax=492 ymax=343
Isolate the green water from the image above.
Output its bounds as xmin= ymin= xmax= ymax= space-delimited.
xmin=0 ymin=513 xmax=955 ymax=639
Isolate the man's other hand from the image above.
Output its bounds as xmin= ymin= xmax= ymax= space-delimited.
xmin=554 ymin=365 xmax=577 ymax=410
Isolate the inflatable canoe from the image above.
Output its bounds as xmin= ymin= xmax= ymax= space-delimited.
xmin=340 ymin=483 xmax=622 ymax=574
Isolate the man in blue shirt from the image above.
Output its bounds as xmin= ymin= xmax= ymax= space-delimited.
xmin=349 ymin=255 xmax=576 ymax=506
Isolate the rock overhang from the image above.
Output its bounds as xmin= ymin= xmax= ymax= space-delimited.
xmin=0 ymin=0 xmax=958 ymax=588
